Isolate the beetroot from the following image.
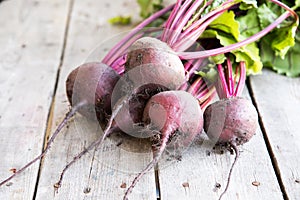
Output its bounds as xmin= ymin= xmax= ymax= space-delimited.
xmin=66 ymin=62 xmax=120 ymax=122
xmin=203 ymin=60 xmax=259 ymax=200
xmin=123 ymin=90 xmax=203 ymax=199
xmin=112 ymin=36 xmax=186 ymax=136
xmin=53 ymin=37 xmax=187 ymax=189
xmin=204 ymin=96 xmax=258 ymax=200
xmin=0 ymin=0 xmax=294 ymax=194
xmin=204 ymin=97 xmax=258 ymax=145
xmin=113 ymin=83 xmax=168 ymax=137
xmin=0 ymin=62 xmax=120 ymax=187
xmin=125 ymin=37 xmax=185 ymax=82
xmin=143 ymin=90 xmax=203 ymax=147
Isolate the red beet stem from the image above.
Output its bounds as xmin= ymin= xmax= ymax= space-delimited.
xmin=226 ymin=57 xmax=234 ymax=96
xmin=234 ymin=61 xmax=246 ymax=96
xmin=217 ymin=64 xmax=230 ymax=99
xmin=102 ymin=4 xmax=175 ymax=66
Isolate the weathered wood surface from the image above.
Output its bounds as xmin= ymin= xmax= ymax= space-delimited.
xmin=0 ymin=0 xmax=299 ymax=199
xmin=159 ymin=86 xmax=282 ymax=200
xmin=157 ymin=88 xmax=283 ymax=200
xmin=34 ymin=0 xmax=157 ymax=199
xmin=0 ymin=0 xmax=71 ymax=199
xmin=249 ymin=69 xmax=300 ymax=200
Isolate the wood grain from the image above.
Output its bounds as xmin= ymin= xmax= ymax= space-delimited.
xmin=1 ymin=0 xmax=298 ymax=200
xmin=249 ymin=69 xmax=300 ymax=200
xmin=0 ymin=0 xmax=71 ymax=199
xmin=157 ymin=88 xmax=283 ymax=200
xmin=34 ymin=0 xmax=157 ymax=199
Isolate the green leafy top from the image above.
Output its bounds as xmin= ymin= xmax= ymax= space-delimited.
xmin=200 ymin=1 xmax=299 ymax=76
xmin=254 ymin=2 xmax=299 ymax=76
xmin=108 ymin=16 xmax=131 ymax=25
xmin=133 ymin=0 xmax=300 ymax=77
xmin=137 ymin=0 xmax=164 ymax=18
xmin=200 ymin=10 xmax=263 ymax=75
xmin=260 ymin=19 xmax=300 ymax=77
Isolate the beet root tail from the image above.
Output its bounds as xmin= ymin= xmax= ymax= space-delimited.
xmin=123 ymin=132 xmax=169 ymax=200
xmin=54 ymin=100 xmax=125 ymax=190
xmin=218 ymin=142 xmax=239 ymax=200
xmin=0 ymin=101 xmax=86 ymax=187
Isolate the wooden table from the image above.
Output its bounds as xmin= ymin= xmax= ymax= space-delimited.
xmin=0 ymin=0 xmax=299 ymax=199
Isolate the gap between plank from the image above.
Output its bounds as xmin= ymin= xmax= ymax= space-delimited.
xmin=246 ymin=78 xmax=289 ymax=200
xmin=155 ymin=168 xmax=161 ymax=200
xmin=32 ymin=0 xmax=75 ymax=199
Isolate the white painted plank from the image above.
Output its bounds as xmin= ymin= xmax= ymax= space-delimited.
xmin=35 ymin=0 xmax=157 ymax=199
xmin=0 ymin=0 xmax=71 ymax=199
xmin=158 ymin=88 xmax=283 ymax=200
xmin=250 ymin=69 xmax=300 ymax=200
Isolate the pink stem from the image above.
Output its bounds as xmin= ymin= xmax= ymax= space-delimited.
xmin=234 ymin=61 xmax=246 ymax=96
xmin=167 ymin=0 xmax=193 ymax=45
xmin=179 ymin=0 xmax=297 ymax=59
xmin=196 ymin=85 xmax=209 ymax=98
xmin=183 ymin=44 xmax=205 ymax=75
xmin=161 ymin=0 xmax=183 ymax=41
xmin=184 ymin=60 xmax=194 ymax=71
xmin=179 ymin=82 xmax=189 ymax=91
xmin=107 ymin=33 xmax=143 ymax=67
xmin=110 ymin=54 xmax=126 ymax=74
xmin=187 ymin=58 xmax=205 ymax=78
xmin=196 ymin=79 xmax=207 ymax=93
xmin=179 ymin=13 xmax=292 ymax=59
xmin=200 ymin=88 xmax=216 ymax=110
xmin=102 ymin=4 xmax=175 ymax=65
xmin=226 ymin=58 xmax=234 ymax=96
xmin=197 ymin=85 xmax=215 ymax=101
xmin=233 ymin=64 xmax=239 ymax=87
xmin=172 ymin=10 xmax=224 ymax=51
xmin=187 ymin=77 xmax=203 ymax=96
xmin=169 ymin=0 xmax=204 ymax=46
xmin=217 ymin=64 xmax=230 ymax=99
xmin=178 ymin=0 xmax=234 ymax=40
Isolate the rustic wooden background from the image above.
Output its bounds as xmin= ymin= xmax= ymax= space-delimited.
xmin=0 ymin=0 xmax=299 ymax=199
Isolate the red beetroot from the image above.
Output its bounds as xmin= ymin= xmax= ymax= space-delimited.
xmin=125 ymin=37 xmax=185 ymax=85
xmin=113 ymin=36 xmax=186 ymax=136
xmin=54 ymin=37 xmax=187 ymax=189
xmin=123 ymin=90 xmax=203 ymax=199
xmin=203 ymin=60 xmax=258 ymax=200
xmin=66 ymin=62 xmax=120 ymax=122
xmin=0 ymin=62 xmax=120 ymax=187
xmin=204 ymin=97 xmax=258 ymax=145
